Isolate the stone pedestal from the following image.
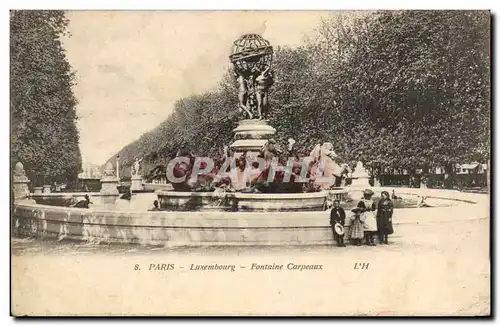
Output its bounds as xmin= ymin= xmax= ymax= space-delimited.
xmin=13 ymin=176 xmax=31 ymax=201
xmin=12 ymin=162 xmax=36 ymax=204
xmin=33 ymin=187 xmax=43 ymax=194
xmin=351 ymin=177 xmax=370 ymax=187
xmin=130 ymin=174 xmax=144 ymax=192
xmin=230 ymin=119 xmax=276 ymax=159
xmin=100 ymin=176 xmax=119 ymax=196
xmin=101 ymin=195 xmax=118 ymax=205
xmin=100 ymin=162 xmax=119 ymax=196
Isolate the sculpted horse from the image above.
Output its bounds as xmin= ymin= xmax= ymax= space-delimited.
xmin=308 ymin=142 xmax=342 ymax=190
xmin=248 ymin=140 xmax=315 ymax=193
xmin=169 ymin=151 xmax=218 ymax=192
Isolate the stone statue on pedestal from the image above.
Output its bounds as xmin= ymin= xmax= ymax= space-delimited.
xmin=132 ymin=157 xmax=143 ymax=176
xmin=130 ymin=157 xmax=144 ymax=192
xmin=351 ymin=161 xmax=370 ymax=187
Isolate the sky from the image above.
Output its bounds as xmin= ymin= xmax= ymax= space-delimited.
xmin=62 ymin=11 xmax=332 ymax=165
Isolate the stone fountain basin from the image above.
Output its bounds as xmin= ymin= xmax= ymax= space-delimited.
xmin=12 ymin=188 xmax=487 ymax=246
xmin=156 ymin=189 xmax=348 ymax=212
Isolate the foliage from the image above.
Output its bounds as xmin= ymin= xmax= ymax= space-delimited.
xmin=11 ymin=10 xmax=82 ymax=185
xmin=336 ymin=11 xmax=490 ymax=172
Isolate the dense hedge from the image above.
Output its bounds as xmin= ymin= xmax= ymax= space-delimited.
xmin=11 ymin=10 xmax=82 ymax=185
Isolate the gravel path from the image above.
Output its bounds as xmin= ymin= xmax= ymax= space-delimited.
xmin=11 ymin=217 xmax=490 ymax=316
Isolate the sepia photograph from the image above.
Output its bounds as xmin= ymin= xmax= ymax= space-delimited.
xmin=10 ymin=9 xmax=491 ymax=316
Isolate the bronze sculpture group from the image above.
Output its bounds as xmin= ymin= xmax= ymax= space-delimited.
xmin=230 ymin=34 xmax=275 ymax=120
xmin=234 ymin=66 xmax=274 ymax=120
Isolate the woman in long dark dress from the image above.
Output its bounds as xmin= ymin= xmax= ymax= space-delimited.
xmin=376 ymin=191 xmax=394 ymax=244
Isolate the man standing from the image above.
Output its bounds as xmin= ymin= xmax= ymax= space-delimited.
xmin=329 ymin=199 xmax=346 ymax=247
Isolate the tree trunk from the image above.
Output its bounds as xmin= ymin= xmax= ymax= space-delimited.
xmin=444 ymin=162 xmax=455 ymax=189
xmin=374 ymin=165 xmax=382 ymax=187
xmin=421 ymin=165 xmax=429 ymax=188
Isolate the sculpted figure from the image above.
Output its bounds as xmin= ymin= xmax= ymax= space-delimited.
xmin=221 ymin=145 xmax=230 ymax=161
xmin=310 ymin=142 xmax=342 ymax=190
xmin=322 ymin=142 xmax=338 ymax=160
xmin=254 ymin=67 xmax=274 ymax=119
xmin=339 ymin=163 xmax=352 ymax=186
xmin=133 ymin=157 xmax=143 ymax=175
xmin=230 ymin=34 xmax=275 ymax=120
xmin=261 ymin=139 xmax=284 ymax=162
xmin=234 ymin=69 xmax=253 ymax=119
xmin=13 ymin=162 xmax=26 ymax=177
xmin=309 ymin=144 xmax=321 ymax=162
xmin=287 ymin=138 xmax=296 ymax=152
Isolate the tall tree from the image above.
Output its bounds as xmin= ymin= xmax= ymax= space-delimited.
xmin=336 ymin=10 xmax=490 ymax=171
xmin=11 ymin=10 xmax=82 ymax=185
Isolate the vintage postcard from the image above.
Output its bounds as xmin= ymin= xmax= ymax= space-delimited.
xmin=10 ymin=10 xmax=491 ymax=316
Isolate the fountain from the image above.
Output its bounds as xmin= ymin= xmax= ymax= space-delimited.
xmin=156 ymin=33 xmax=345 ymax=211
xmin=11 ymin=34 xmax=484 ymax=247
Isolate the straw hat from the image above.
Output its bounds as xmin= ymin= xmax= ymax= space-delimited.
xmin=351 ymin=207 xmax=364 ymax=214
xmin=334 ymin=223 xmax=345 ymax=236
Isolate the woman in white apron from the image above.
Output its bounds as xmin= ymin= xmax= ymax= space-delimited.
xmin=357 ymin=189 xmax=378 ymax=246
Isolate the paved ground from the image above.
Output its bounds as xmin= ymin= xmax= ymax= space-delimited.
xmin=11 ymin=215 xmax=490 ymax=316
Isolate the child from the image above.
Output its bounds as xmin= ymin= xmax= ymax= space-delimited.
xmin=329 ymin=199 xmax=346 ymax=247
xmin=324 ymin=198 xmax=333 ymax=211
xmin=348 ymin=207 xmax=365 ymax=246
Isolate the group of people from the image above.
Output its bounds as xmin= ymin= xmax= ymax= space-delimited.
xmin=328 ymin=189 xmax=394 ymax=247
